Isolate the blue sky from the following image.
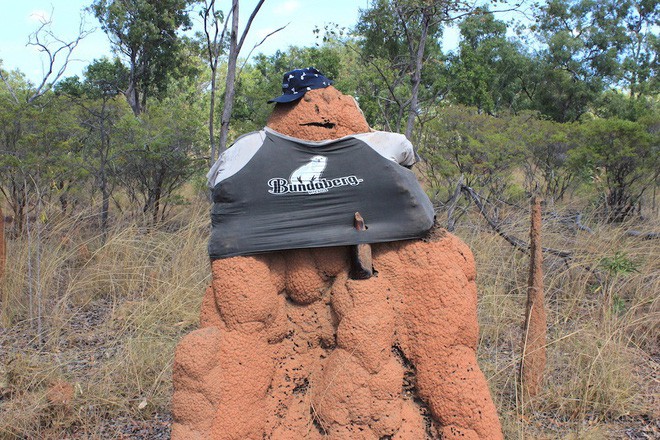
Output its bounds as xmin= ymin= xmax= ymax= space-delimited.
xmin=0 ymin=0 xmax=369 ymax=83
xmin=0 ymin=0 xmax=467 ymax=84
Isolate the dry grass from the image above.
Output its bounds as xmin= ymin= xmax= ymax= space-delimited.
xmin=0 ymin=202 xmax=210 ymax=439
xmin=0 ymin=195 xmax=658 ymax=439
xmin=464 ymin=205 xmax=659 ymax=439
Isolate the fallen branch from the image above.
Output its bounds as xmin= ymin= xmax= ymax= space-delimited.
xmin=625 ymin=230 xmax=660 ymax=240
xmin=574 ymin=213 xmax=594 ymax=234
xmin=549 ymin=211 xmax=594 ymax=234
xmin=460 ymin=185 xmax=572 ymax=260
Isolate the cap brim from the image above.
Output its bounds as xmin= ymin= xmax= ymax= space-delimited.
xmin=267 ymin=92 xmax=305 ymax=103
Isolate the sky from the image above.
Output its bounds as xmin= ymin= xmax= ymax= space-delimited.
xmin=0 ymin=0 xmax=383 ymax=84
xmin=0 ymin=1 xmax=539 ymax=85
xmin=3 ymin=0 xmax=538 ymax=87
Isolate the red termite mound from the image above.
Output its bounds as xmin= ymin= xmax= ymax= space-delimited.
xmin=266 ymin=86 xmax=370 ymax=141
xmin=520 ymin=196 xmax=546 ymax=398
xmin=172 ymin=86 xmax=503 ymax=439
xmin=0 ymin=205 xmax=5 ymax=281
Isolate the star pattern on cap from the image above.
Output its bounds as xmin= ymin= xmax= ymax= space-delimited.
xmin=269 ymin=67 xmax=333 ymax=103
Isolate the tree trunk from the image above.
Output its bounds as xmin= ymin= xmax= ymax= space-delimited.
xmin=203 ymin=0 xmax=222 ymax=165
xmin=153 ymin=190 xmax=161 ymax=225
xmin=58 ymin=181 xmax=69 ymax=214
xmin=218 ymin=1 xmax=240 ymax=153
xmin=101 ymin=177 xmax=110 ymax=243
xmin=519 ymin=196 xmax=546 ymax=399
xmin=0 ymin=205 xmax=5 ymax=281
xmin=405 ymin=10 xmax=430 ymax=142
xmin=126 ymin=53 xmax=142 ymax=116
xmin=217 ymin=0 xmax=266 ymax=153
xmin=0 ymin=204 xmax=5 ymax=326
xmin=209 ymin=62 xmax=217 ymax=165
xmin=152 ymin=170 xmax=164 ymax=225
xmin=11 ymin=181 xmax=27 ymax=237
xmin=99 ymin=107 xmax=110 ymax=241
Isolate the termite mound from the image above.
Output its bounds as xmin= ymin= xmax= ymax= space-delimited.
xmin=172 ymin=85 xmax=503 ymax=439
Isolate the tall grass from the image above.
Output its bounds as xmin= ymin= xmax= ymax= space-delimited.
xmin=0 ymin=197 xmax=657 ymax=439
xmin=464 ymin=206 xmax=659 ymax=439
xmin=0 ymin=203 xmax=210 ymax=438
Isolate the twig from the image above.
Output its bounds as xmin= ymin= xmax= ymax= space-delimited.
xmin=238 ymin=23 xmax=289 ymax=75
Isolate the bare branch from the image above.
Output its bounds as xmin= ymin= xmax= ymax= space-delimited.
xmin=26 ymin=12 xmax=92 ymax=103
xmin=238 ymin=23 xmax=290 ymax=75
xmin=461 ymin=184 xmax=573 ymax=259
xmin=0 ymin=69 xmax=20 ymax=104
xmin=236 ymin=0 xmax=267 ymax=55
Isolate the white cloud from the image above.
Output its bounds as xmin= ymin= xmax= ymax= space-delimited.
xmin=274 ymin=0 xmax=301 ymax=16
xmin=256 ymin=27 xmax=275 ymax=39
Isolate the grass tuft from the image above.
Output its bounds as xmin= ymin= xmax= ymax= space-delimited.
xmin=0 ymin=197 xmax=657 ymax=439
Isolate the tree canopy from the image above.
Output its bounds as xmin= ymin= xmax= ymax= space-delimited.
xmin=0 ymin=0 xmax=658 ymax=228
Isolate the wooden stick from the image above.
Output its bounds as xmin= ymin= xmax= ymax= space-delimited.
xmin=350 ymin=212 xmax=373 ymax=280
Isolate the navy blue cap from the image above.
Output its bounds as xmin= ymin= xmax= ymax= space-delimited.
xmin=268 ymin=67 xmax=333 ymax=103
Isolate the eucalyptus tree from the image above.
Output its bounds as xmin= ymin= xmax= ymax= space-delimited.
xmin=90 ymin=0 xmax=196 ymax=115
xmin=0 ymin=70 xmax=82 ymax=234
xmin=518 ymin=118 xmax=576 ymax=203
xmin=199 ymin=0 xmax=225 ymax=165
xmin=355 ymin=0 xmax=523 ymax=141
xmin=55 ymin=58 xmax=131 ymax=236
xmin=533 ymin=0 xmax=659 ymax=120
xmin=0 ymin=87 xmax=59 ymax=234
xmin=195 ymin=0 xmax=286 ymax=163
xmin=355 ymin=0 xmax=449 ymax=139
xmin=114 ymin=86 xmax=206 ymax=223
xmin=447 ymin=8 xmax=532 ymax=115
xmin=0 ymin=15 xmax=90 ymax=234
xmin=568 ymin=118 xmax=657 ymax=222
xmin=419 ymin=105 xmax=527 ymax=198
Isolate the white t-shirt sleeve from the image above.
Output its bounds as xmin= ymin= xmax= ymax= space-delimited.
xmin=206 ymin=131 xmax=266 ymax=187
xmin=356 ymin=131 xmax=416 ymax=166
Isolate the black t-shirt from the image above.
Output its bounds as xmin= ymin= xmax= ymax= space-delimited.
xmin=207 ymin=128 xmax=434 ymax=259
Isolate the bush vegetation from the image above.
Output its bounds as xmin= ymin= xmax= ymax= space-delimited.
xmin=0 ymin=194 xmax=657 ymax=438
xmin=1 ymin=0 xmax=658 ymax=438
